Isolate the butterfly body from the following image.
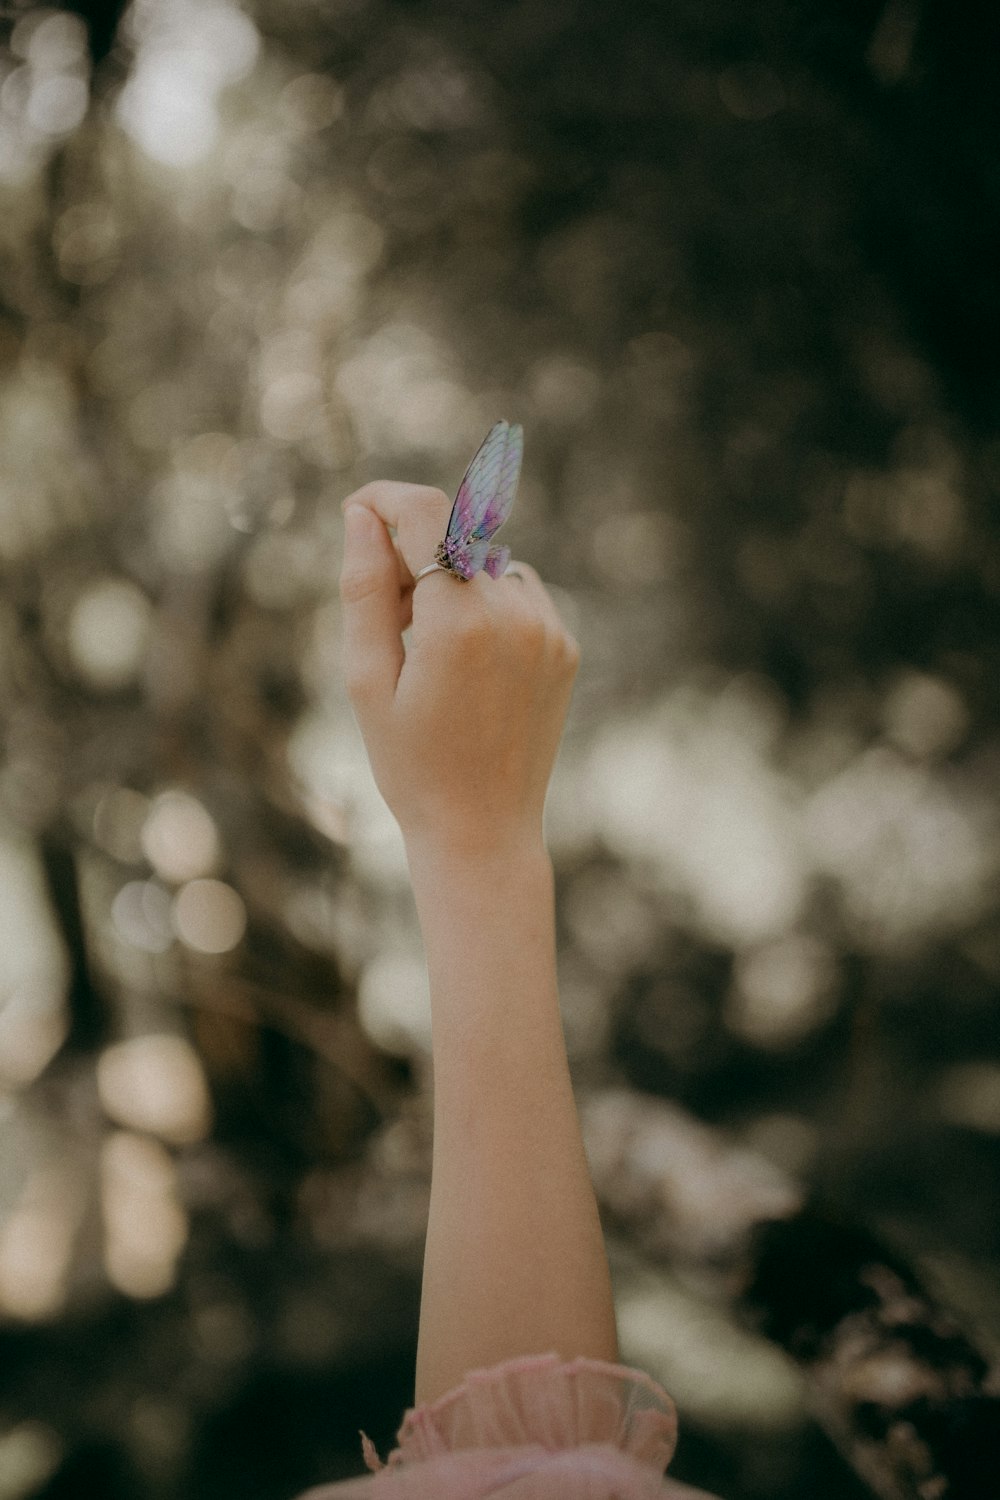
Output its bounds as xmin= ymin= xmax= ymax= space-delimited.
xmin=434 ymin=420 xmax=523 ymax=581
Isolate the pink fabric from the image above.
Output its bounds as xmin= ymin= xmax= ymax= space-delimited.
xmin=379 ymin=1353 xmax=677 ymax=1471
xmin=296 ymin=1352 xmax=721 ymax=1498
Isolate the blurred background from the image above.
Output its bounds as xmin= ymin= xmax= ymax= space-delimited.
xmin=0 ymin=0 xmax=998 ymax=1496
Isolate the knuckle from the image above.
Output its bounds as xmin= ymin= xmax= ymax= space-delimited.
xmin=562 ymin=631 xmax=581 ymax=668
xmin=516 ymin=611 xmax=548 ymax=656
xmin=338 ymin=567 xmax=381 ymax=605
xmin=529 ymin=612 xmax=551 ymax=646
xmin=341 ymin=482 xmax=382 ymax=510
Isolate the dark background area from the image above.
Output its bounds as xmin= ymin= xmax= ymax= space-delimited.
xmin=0 ymin=1 xmax=997 ymax=1496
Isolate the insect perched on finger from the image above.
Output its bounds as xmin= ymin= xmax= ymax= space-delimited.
xmin=435 ymin=420 xmax=523 ymax=581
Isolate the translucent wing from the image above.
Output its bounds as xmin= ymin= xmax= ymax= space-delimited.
xmin=484 ymin=543 xmax=511 ymax=579
xmin=447 ymin=420 xmax=523 ymax=547
xmin=447 ymin=535 xmax=493 ymax=579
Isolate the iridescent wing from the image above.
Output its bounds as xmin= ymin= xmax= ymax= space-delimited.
xmin=444 ymin=421 xmax=522 ymax=578
xmin=483 ymin=543 xmax=511 ymax=579
xmin=451 ymin=536 xmax=492 ymax=575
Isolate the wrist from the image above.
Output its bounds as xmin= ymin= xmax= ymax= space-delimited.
xmin=403 ymin=825 xmax=552 ymax=900
xmin=403 ymin=828 xmax=560 ymax=1040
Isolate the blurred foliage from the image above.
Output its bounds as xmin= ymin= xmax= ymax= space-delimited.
xmin=0 ymin=0 xmax=998 ymax=1497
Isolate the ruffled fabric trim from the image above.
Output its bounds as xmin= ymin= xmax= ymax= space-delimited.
xmin=363 ymin=1352 xmax=678 ymax=1474
xmin=299 ymin=1447 xmax=719 ymax=1499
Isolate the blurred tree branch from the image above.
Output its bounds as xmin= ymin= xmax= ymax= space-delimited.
xmin=745 ymin=1209 xmax=1000 ymax=1500
xmin=584 ymin=1090 xmax=1000 ymax=1500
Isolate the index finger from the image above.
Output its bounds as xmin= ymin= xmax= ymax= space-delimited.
xmin=342 ymin=481 xmax=452 ymax=586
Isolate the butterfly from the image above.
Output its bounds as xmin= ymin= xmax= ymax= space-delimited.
xmin=434 ymin=420 xmax=523 ymax=580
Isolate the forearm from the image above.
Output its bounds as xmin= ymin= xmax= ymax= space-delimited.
xmin=407 ymin=833 xmax=619 ymax=1406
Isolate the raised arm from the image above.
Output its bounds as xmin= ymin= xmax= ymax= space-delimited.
xmin=338 ymin=481 xmax=618 ymax=1405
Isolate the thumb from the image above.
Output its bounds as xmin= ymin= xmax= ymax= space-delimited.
xmin=340 ymin=504 xmax=404 ymax=710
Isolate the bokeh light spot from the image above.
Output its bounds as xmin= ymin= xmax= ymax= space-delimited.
xmin=26 ymin=74 xmax=88 ymax=136
xmin=0 ymin=1423 xmax=61 ymax=1494
xmin=117 ymin=0 xmax=260 ymax=167
xmin=141 ymin=790 xmax=220 ymax=883
xmin=0 ymin=837 xmax=69 ymax=1085
xmin=259 ymin=371 xmax=325 ymax=442
xmin=0 ymin=981 xmax=68 ymax=1088
xmin=172 ymin=879 xmax=246 ymax=954
xmin=101 ymin=1131 xmax=189 ymax=1298
xmin=279 ymin=72 xmax=345 ymax=130
xmin=527 ymin=353 xmax=601 ymax=425
xmin=14 ymin=10 xmax=87 ymax=67
xmin=357 ymin=953 xmax=431 ymax=1056
xmin=881 ymin=670 xmax=969 ymax=759
xmin=727 ymin=935 xmax=838 ymax=1049
xmin=54 ymin=201 xmax=120 ymax=284
xmin=67 ymin=577 xmax=152 ymax=691
xmin=0 ymin=1166 xmax=84 ymax=1320
xmin=111 ymin=880 xmax=174 ymax=953
xmin=92 ymin=786 xmax=151 ymax=864
xmin=97 ymin=1033 xmax=212 ymax=1144
xmin=617 ymin=1271 xmax=805 ymax=1428
xmin=805 ymin=747 xmax=993 ymax=948
xmin=587 ymin=690 xmax=806 ymax=946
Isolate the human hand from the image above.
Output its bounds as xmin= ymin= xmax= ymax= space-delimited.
xmin=338 ymin=480 xmax=580 ymax=861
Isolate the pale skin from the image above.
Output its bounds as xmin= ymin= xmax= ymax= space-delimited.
xmin=338 ymin=479 xmax=620 ymax=1406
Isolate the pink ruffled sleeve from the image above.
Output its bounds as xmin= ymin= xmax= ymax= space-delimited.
xmin=365 ymin=1352 xmax=677 ymax=1474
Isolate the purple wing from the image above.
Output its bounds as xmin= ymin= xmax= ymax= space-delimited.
xmin=484 ymin=543 xmax=511 ymax=578
xmin=446 ymin=536 xmax=492 ymax=578
xmin=446 ymin=420 xmax=523 ymax=550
